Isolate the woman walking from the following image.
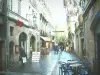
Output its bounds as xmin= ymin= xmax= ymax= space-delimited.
xmin=19 ymin=46 xmax=27 ymax=66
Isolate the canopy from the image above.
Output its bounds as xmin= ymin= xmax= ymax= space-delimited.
xmin=40 ymin=36 xmax=51 ymax=42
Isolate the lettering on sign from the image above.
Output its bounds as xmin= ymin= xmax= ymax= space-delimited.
xmin=32 ymin=52 xmax=40 ymax=62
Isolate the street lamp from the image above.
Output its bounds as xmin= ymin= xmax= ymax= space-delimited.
xmin=26 ymin=14 xmax=37 ymax=20
xmin=33 ymin=15 xmax=36 ymax=22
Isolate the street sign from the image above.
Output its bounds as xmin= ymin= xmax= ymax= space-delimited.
xmin=32 ymin=52 xmax=40 ymax=62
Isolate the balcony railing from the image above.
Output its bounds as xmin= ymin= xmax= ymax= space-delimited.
xmin=29 ymin=0 xmax=37 ymax=9
xmin=83 ymin=0 xmax=93 ymax=14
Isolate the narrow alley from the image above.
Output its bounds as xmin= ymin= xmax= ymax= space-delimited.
xmin=0 ymin=0 xmax=100 ymax=75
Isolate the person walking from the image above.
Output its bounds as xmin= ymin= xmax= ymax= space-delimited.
xmin=19 ymin=46 xmax=27 ymax=66
xmin=29 ymin=46 xmax=32 ymax=58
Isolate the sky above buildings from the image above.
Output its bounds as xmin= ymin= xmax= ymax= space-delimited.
xmin=45 ymin=0 xmax=67 ymax=31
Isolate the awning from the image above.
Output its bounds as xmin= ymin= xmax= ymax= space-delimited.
xmin=40 ymin=36 xmax=51 ymax=42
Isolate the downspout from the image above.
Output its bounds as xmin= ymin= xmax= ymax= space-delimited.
xmin=4 ymin=0 xmax=9 ymax=71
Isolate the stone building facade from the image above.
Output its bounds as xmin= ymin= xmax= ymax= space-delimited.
xmin=0 ymin=0 xmax=54 ymax=71
xmin=63 ymin=0 xmax=79 ymax=52
xmin=80 ymin=0 xmax=100 ymax=74
xmin=7 ymin=0 xmax=40 ymax=66
xmin=38 ymin=0 xmax=54 ymax=54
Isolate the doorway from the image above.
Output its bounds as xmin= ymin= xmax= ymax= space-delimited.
xmin=81 ymin=38 xmax=86 ymax=56
xmin=97 ymin=33 xmax=100 ymax=74
xmin=0 ymin=41 xmax=4 ymax=71
xmin=19 ymin=32 xmax=27 ymax=53
xmin=30 ymin=36 xmax=35 ymax=52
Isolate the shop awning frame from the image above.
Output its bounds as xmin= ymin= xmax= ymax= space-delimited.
xmin=40 ymin=36 xmax=51 ymax=42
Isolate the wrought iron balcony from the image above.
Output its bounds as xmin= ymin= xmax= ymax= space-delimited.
xmin=29 ymin=0 xmax=37 ymax=9
xmin=80 ymin=0 xmax=94 ymax=14
xmin=8 ymin=9 xmax=28 ymax=25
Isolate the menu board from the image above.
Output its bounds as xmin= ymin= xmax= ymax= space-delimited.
xmin=32 ymin=52 xmax=40 ymax=62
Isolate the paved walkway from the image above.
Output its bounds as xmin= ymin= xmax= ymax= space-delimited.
xmin=0 ymin=50 xmax=82 ymax=75
xmin=2 ymin=50 xmax=61 ymax=75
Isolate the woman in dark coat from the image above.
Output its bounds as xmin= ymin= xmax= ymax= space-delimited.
xmin=19 ymin=46 xmax=27 ymax=66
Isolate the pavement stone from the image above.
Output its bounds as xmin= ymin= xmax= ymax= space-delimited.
xmin=4 ymin=50 xmax=61 ymax=75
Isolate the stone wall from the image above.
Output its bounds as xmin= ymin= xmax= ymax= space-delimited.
xmin=8 ymin=20 xmax=40 ymax=62
xmin=83 ymin=0 xmax=100 ymax=69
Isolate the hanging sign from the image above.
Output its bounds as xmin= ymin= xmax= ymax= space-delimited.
xmin=16 ymin=20 xmax=23 ymax=27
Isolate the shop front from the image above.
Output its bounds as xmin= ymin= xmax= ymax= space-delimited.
xmin=40 ymin=36 xmax=52 ymax=55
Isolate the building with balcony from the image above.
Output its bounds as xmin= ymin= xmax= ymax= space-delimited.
xmin=0 ymin=0 xmax=54 ymax=71
xmin=0 ymin=0 xmax=43 ymax=71
xmin=74 ymin=7 xmax=85 ymax=59
xmin=38 ymin=0 xmax=55 ymax=54
xmin=63 ymin=0 xmax=79 ymax=52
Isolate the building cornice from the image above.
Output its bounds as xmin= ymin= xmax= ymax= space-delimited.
xmin=8 ymin=9 xmax=28 ymax=21
xmin=90 ymin=9 xmax=100 ymax=31
xmin=8 ymin=16 xmax=39 ymax=30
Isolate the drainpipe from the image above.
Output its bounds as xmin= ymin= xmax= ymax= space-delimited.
xmin=4 ymin=0 xmax=9 ymax=71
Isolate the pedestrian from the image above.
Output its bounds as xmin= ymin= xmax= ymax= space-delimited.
xmin=19 ymin=46 xmax=27 ymax=66
xmin=30 ymin=46 xmax=32 ymax=58
xmin=60 ymin=45 xmax=63 ymax=52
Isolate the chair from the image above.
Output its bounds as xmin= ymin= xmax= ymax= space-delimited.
xmin=78 ymin=65 xmax=91 ymax=75
xmin=80 ymin=61 xmax=91 ymax=75
xmin=59 ymin=62 xmax=66 ymax=75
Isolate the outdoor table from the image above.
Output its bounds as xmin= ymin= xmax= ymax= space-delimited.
xmin=70 ymin=63 xmax=82 ymax=74
xmin=70 ymin=63 xmax=82 ymax=67
xmin=67 ymin=60 xmax=78 ymax=64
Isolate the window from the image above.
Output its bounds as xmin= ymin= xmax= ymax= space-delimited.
xmin=29 ymin=6 xmax=31 ymax=9
xmin=0 ymin=0 xmax=3 ymax=12
xmin=30 ymin=0 xmax=37 ymax=8
xmin=18 ymin=0 xmax=21 ymax=15
xmin=32 ymin=10 xmax=34 ymax=15
xmin=10 ymin=26 xmax=14 ymax=36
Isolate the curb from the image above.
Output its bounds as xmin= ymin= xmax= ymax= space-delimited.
xmin=51 ymin=52 xmax=62 ymax=75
